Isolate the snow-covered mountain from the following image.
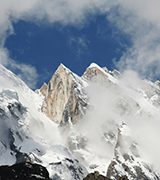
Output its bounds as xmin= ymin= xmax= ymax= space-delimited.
xmin=0 ymin=64 xmax=88 ymax=179
xmin=0 ymin=62 xmax=160 ymax=179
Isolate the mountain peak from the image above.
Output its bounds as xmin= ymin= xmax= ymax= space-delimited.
xmin=82 ymin=62 xmax=109 ymax=82
xmin=42 ymin=63 xmax=88 ymax=125
xmin=88 ymin=62 xmax=101 ymax=69
xmin=59 ymin=63 xmax=66 ymax=69
xmin=57 ymin=63 xmax=70 ymax=74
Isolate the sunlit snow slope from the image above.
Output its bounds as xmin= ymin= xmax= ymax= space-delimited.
xmin=0 ymin=64 xmax=88 ymax=180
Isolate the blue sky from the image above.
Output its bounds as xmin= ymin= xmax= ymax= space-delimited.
xmin=1 ymin=1 xmax=160 ymax=89
xmin=4 ymin=16 xmax=129 ymax=88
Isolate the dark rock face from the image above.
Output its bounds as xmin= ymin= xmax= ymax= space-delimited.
xmin=0 ymin=162 xmax=50 ymax=180
xmin=83 ymin=172 xmax=129 ymax=180
xmin=83 ymin=172 xmax=110 ymax=180
xmin=7 ymin=101 xmax=27 ymax=120
xmin=117 ymin=175 xmax=129 ymax=180
xmin=107 ymin=161 xmax=118 ymax=179
xmin=48 ymin=155 xmax=88 ymax=180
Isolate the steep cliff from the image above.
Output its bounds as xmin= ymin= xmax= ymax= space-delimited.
xmin=42 ymin=64 xmax=88 ymax=126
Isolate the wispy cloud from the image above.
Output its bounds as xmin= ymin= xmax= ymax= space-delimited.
xmin=68 ymin=36 xmax=90 ymax=58
xmin=0 ymin=48 xmax=38 ymax=89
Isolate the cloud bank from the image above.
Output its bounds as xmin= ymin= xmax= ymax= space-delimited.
xmin=109 ymin=0 xmax=160 ymax=80
xmin=73 ymin=77 xmax=160 ymax=173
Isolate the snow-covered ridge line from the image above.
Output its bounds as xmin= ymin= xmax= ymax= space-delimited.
xmin=84 ymin=62 xmax=118 ymax=84
xmin=59 ymin=63 xmax=88 ymax=88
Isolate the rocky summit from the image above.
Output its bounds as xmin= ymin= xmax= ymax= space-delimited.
xmin=0 ymin=63 xmax=160 ymax=179
xmin=42 ymin=63 xmax=88 ymax=126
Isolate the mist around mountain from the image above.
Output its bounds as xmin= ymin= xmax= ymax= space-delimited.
xmin=0 ymin=62 xmax=160 ymax=179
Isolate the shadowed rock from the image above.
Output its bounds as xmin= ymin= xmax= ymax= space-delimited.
xmin=83 ymin=172 xmax=110 ymax=180
xmin=0 ymin=162 xmax=50 ymax=180
xmin=83 ymin=172 xmax=129 ymax=180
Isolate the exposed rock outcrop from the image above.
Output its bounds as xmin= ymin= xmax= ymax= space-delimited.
xmin=83 ymin=172 xmax=110 ymax=180
xmin=41 ymin=63 xmax=120 ymax=126
xmin=83 ymin=172 xmax=129 ymax=180
xmin=42 ymin=64 xmax=87 ymax=126
xmin=117 ymin=175 xmax=129 ymax=180
xmin=0 ymin=162 xmax=50 ymax=180
xmin=40 ymin=82 xmax=48 ymax=96
xmin=107 ymin=123 xmax=160 ymax=180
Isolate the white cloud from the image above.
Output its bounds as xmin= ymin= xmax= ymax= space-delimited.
xmin=68 ymin=36 xmax=90 ymax=57
xmin=107 ymin=0 xmax=160 ymax=81
xmin=11 ymin=62 xmax=38 ymax=89
xmin=76 ymin=75 xmax=160 ymax=173
xmin=73 ymin=82 xmax=121 ymax=158
xmin=0 ymin=48 xmax=38 ymax=89
xmin=0 ymin=0 xmax=111 ymax=36
xmin=127 ymin=114 xmax=160 ymax=172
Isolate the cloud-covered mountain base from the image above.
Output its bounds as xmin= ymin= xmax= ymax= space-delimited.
xmin=0 ymin=63 xmax=160 ymax=179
